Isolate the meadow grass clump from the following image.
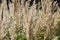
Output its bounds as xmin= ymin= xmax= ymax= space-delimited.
xmin=0 ymin=0 xmax=60 ymax=40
